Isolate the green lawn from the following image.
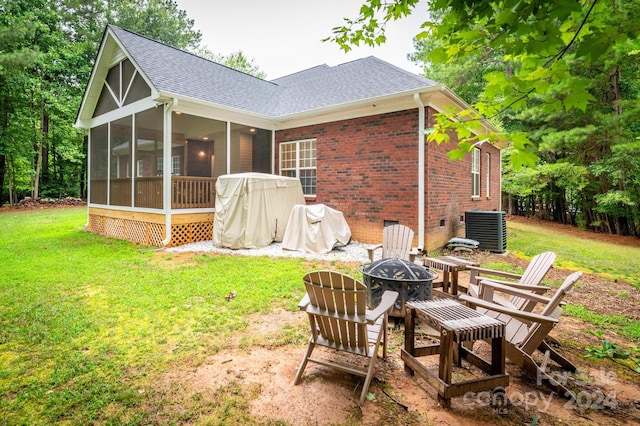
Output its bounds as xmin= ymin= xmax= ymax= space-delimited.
xmin=0 ymin=208 xmax=315 ymax=424
xmin=1 ymin=208 xmax=638 ymax=424
xmin=506 ymin=220 xmax=640 ymax=287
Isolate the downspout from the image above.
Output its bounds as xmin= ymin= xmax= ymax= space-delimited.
xmin=414 ymin=93 xmax=426 ymax=251
xmin=226 ymin=121 xmax=231 ymax=174
xmin=161 ymin=99 xmax=177 ymax=246
xmin=271 ymin=130 xmax=276 ymax=174
xmin=498 ymin=146 xmax=503 ymax=212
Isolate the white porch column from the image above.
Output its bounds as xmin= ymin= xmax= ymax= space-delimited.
xmin=162 ymin=100 xmax=176 ymax=246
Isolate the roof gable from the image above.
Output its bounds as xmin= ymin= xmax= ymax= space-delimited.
xmin=77 ymin=26 xmax=461 ymax=124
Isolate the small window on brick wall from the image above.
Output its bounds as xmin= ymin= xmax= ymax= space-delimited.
xmin=279 ymin=139 xmax=316 ymax=196
xmin=486 ymin=152 xmax=491 ymax=198
xmin=471 ymin=147 xmax=480 ymax=198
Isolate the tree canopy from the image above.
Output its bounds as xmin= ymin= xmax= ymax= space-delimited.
xmin=327 ymin=0 xmax=640 ymax=167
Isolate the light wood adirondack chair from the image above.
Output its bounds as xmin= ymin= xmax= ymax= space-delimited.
xmin=366 ymin=224 xmax=417 ymax=263
xmin=294 ymin=271 xmax=399 ymax=403
xmin=460 ymin=270 xmax=583 ymax=397
xmin=466 ymin=251 xmax=557 ymax=312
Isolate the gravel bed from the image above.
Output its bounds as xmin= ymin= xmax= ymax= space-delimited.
xmin=166 ymin=240 xmax=372 ymax=263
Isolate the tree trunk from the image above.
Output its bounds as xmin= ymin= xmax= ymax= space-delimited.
xmin=0 ymin=153 xmax=5 ymax=204
xmin=610 ymin=66 xmax=622 ymax=115
xmin=42 ymin=112 xmax=49 ymax=189
xmin=0 ymin=95 xmax=7 ymax=205
xmin=32 ymin=99 xmax=45 ymax=199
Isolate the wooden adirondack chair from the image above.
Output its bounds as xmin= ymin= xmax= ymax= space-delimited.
xmin=460 ymin=270 xmax=583 ymax=397
xmin=294 ymin=271 xmax=398 ymax=403
xmin=366 ymin=224 xmax=417 ymax=263
xmin=466 ymin=251 xmax=557 ymax=312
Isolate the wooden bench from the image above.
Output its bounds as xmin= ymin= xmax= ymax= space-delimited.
xmin=401 ymin=299 xmax=509 ymax=408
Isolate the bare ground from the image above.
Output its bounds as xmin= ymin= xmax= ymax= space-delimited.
xmin=154 ymin=216 xmax=640 ymax=425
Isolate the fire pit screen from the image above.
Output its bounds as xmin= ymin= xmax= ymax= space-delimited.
xmin=361 ymin=258 xmax=438 ymax=317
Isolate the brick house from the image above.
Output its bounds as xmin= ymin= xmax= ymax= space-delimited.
xmin=75 ymin=25 xmax=504 ymax=250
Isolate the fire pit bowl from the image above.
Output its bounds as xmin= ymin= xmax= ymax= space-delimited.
xmin=360 ymin=258 xmax=438 ymax=317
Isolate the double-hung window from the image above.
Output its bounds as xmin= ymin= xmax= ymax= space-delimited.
xmin=485 ymin=153 xmax=491 ymax=198
xmin=472 ymin=147 xmax=481 ymax=198
xmin=279 ymin=139 xmax=316 ymax=196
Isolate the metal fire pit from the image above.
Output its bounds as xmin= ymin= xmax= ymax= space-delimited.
xmin=361 ymin=258 xmax=438 ymax=317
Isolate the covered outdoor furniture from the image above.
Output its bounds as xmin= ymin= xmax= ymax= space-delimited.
xmin=282 ymin=204 xmax=351 ymax=254
xmin=459 ymin=270 xmax=583 ymax=397
xmin=366 ymin=224 xmax=419 ymax=263
xmin=213 ymin=173 xmax=305 ymax=249
xmin=294 ymin=271 xmax=398 ymax=403
xmin=402 ymin=298 xmax=509 ymax=408
xmin=467 ymin=251 xmax=556 ymax=311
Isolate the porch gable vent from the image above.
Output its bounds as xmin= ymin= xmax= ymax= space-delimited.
xmin=464 ymin=210 xmax=507 ymax=253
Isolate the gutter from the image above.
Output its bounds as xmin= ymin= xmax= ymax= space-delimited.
xmin=414 ymin=93 xmax=425 ymax=251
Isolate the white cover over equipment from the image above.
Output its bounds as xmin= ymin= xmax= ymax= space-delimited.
xmin=282 ymin=204 xmax=351 ymax=254
xmin=213 ymin=173 xmax=305 ymax=249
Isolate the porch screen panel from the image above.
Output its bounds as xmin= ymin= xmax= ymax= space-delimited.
xmin=89 ymin=124 xmax=108 ymax=204
xmin=171 ymin=113 xmax=225 ymax=209
xmin=110 ymin=116 xmax=133 ymax=206
xmin=134 ymin=107 xmax=163 ymax=209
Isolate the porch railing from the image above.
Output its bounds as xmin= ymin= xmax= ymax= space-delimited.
xmin=90 ymin=176 xmax=216 ymax=210
xmin=171 ymin=176 xmax=216 ymax=209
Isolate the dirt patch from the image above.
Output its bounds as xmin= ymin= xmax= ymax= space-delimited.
xmin=158 ymin=290 xmax=640 ymax=425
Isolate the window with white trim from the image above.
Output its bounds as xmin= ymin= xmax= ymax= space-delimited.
xmin=472 ymin=147 xmax=481 ymax=198
xmin=279 ymin=139 xmax=316 ymax=196
xmin=171 ymin=155 xmax=181 ymax=176
xmin=485 ymin=153 xmax=491 ymax=198
xmin=136 ymin=159 xmax=144 ymax=177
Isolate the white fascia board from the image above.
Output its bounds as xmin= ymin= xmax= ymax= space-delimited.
xmin=81 ymin=98 xmax=159 ymax=128
xmin=422 ymin=85 xmax=507 ymax=148
xmin=156 ymin=91 xmax=277 ymax=130
xmin=271 ymin=87 xmax=444 ymax=130
xmin=75 ymin=30 xmax=116 ymax=127
xmin=75 ymin=28 xmax=162 ymax=128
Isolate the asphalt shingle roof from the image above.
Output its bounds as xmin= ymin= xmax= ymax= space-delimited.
xmin=109 ymin=25 xmax=438 ymax=118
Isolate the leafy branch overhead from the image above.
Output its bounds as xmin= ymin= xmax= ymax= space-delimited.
xmin=326 ymin=0 xmax=640 ymax=167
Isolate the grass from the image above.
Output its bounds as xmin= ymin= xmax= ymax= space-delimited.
xmin=0 ymin=208 xmax=313 ymax=424
xmin=506 ymin=220 xmax=640 ymax=288
xmin=1 ymin=207 xmax=639 ymax=424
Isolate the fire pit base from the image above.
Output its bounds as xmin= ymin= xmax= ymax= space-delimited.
xmin=360 ymin=258 xmax=438 ymax=317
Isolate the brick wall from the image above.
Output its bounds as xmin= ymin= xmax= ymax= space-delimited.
xmin=275 ymin=107 xmax=502 ymax=250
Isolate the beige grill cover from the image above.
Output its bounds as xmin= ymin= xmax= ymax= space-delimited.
xmin=213 ymin=173 xmax=305 ymax=249
xmin=282 ymin=204 xmax=352 ymax=254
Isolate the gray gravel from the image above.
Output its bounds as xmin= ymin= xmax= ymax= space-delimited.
xmin=165 ymin=240 xmax=372 ymax=263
